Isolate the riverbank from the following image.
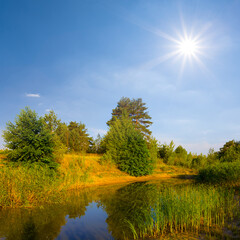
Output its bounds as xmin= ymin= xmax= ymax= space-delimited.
xmin=0 ymin=153 xmax=197 ymax=208
xmin=56 ymin=153 xmax=197 ymax=188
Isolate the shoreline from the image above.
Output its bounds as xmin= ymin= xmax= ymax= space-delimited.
xmin=66 ymin=171 xmax=197 ymax=190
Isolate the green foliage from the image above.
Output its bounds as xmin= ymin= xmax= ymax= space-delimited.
xmin=198 ymin=161 xmax=240 ymax=183
xmin=174 ymin=145 xmax=188 ymax=166
xmin=158 ymin=141 xmax=219 ymax=169
xmin=146 ymin=137 xmax=158 ymax=166
xmin=44 ymin=110 xmax=67 ymax=162
xmin=88 ymin=134 xmax=106 ymax=154
xmin=107 ymin=97 xmax=153 ymax=137
xmin=104 ymin=115 xmax=153 ymax=176
xmin=191 ymin=154 xmax=207 ymax=169
xmin=206 ymin=148 xmax=219 ymax=165
xmin=68 ymin=121 xmax=91 ymax=153
xmin=218 ymin=140 xmax=240 ymax=162
xmin=158 ymin=141 xmax=175 ymax=164
xmin=3 ymin=107 xmax=55 ymax=166
xmin=43 ymin=110 xmax=61 ymax=132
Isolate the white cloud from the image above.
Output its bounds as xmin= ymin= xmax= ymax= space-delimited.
xmin=26 ymin=93 xmax=40 ymax=98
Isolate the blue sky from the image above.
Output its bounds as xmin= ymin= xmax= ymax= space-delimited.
xmin=1 ymin=0 xmax=240 ymax=154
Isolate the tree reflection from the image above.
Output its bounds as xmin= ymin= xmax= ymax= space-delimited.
xmin=100 ymin=182 xmax=158 ymax=240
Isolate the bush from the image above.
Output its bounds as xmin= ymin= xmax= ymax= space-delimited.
xmin=104 ymin=115 xmax=153 ymax=176
xmin=198 ymin=162 xmax=240 ymax=183
xmin=3 ymin=107 xmax=56 ymax=167
xmin=119 ymin=130 xmax=153 ymax=176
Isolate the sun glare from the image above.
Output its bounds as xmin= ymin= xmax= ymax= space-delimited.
xmin=138 ymin=20 xmax=210 ymax=74
xmin=179 ymin=38 xmax=198 ymax=56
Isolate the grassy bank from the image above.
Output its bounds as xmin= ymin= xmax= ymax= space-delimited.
xmin=0 ymin=153 xmax=196 ymax=208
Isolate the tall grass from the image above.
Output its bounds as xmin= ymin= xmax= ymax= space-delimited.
xmin=198 ymin=162 xmax=240 ymax=183
xmin=0 ymin=164 xmax=62 ymax=208
xmin=0 ymin=154 xmax=97 ymax=208
xmin=59 ymin=154 xmax=92 ymax=189
xmin=125 ymin=184 xmax=238 ymax=239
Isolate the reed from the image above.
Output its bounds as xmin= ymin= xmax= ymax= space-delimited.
xmin=125 ymin=184 xmax=238 ymax=239
xmin=0 ymin=163 xmax=62 ymax=208
xmin=0 ymin=154 xmax=99 ymax=208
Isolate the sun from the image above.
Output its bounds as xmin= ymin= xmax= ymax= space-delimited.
xmin=178 ymin=38 xmax=198 ymax=56
xmin=136 ymin=20 xmax=210 ymax=74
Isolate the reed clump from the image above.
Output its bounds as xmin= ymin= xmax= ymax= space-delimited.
xmin=126 ymin=185 xmax=238 ymax=239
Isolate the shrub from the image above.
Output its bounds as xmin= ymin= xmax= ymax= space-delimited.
xmin=198 ymin=161 xmax=240 ymax=183
xmin=104 ymin=115 xmax=153 ymax=176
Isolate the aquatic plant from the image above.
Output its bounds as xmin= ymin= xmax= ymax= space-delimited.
xmin=121 ymin=184 xmax=238 ymax=239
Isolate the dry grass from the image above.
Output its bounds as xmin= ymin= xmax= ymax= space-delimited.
xmin=58 ymin=154 xmax=197 ymax=189
xmin=0 ymin=153 xmax=197 ymax=208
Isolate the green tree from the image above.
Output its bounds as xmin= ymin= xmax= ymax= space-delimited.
xmin=206 ymin=148 xmax=218 ymax=165
xmin=3 ymin=107 xmax=55 ymax=166
xmin=146 ymin=137 xmax=159 ymax=166
xmin=88 ymin=134 xmax=106 ymax=153
xmin=68 ymin=121 xmax=91 ymax=153
xmin=158 ymin=141 xmax=175 ymax=164
xmin=218 ymin=140 xmax=240 ymax=162
xmin=107 ymin=97 xmax=153 ymax=137
xmin=191 ymin=154 xmax=207 ymax=169
xmin=44 ymin=110 xmax=67 ymax=162
xmin=56 ymin=122 xmax=69 ymax=149
xmin=104 ymin=115 xmax=153 ymax=176
xmin=43 ymin=110 xmax=60 ymax=132
xmin=174 ymin=145 xmax=188 ymax=166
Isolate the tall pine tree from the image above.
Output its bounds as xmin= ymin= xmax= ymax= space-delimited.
xmin=107 ymin=97 xmax=153 ymax=137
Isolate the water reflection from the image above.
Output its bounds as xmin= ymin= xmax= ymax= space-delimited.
xmin=100 ymin=182 xmax=158 ymax=239
xmin=0 ymin=180 xmax=191 ymax=240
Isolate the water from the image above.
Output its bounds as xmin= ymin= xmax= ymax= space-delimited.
xmin=0 ymin=179 xmax=236 ymax=240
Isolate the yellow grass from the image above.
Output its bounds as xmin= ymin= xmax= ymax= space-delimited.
xmin=58 ymin=153 xmax=197 ymax=189
xmin=0 ymin=152 xmax=197 ymax=208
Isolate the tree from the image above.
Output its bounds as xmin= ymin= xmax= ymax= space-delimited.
xmin=43 ymin=110 xmax=61 ymax=132
xmin=158 ymin=141 xmax=175 ymax=164
xmin=174 ymin=145 xmax=188 ymax=166
xmin=3 ymin=107 xmax=55 ymax=166
xmin=218 ymin=140 xmax=240 ymax=162
xmin=88 ymin=134 xmax=106 ymax=154
xmin=68 ymin=121 xmax=91 ymax=153
xmin=44 ymin=110 xmax=67 ymax=162
xmin=104 ymin=115 xmax=153 ymax=176
xmin=107 ymin=97 xmax=153 ymax=137
xmin=55 ymin=122 xmax=69 ymax=149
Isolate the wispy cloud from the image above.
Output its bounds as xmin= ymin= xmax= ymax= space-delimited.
xmin=26 ymin=93 xmax=40 ymax=98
